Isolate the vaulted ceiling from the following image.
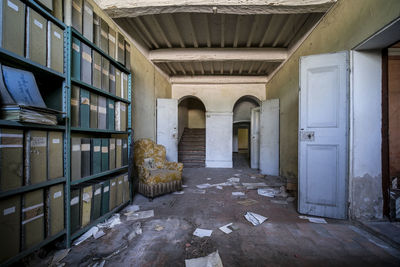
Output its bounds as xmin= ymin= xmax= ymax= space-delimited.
xmin=95 ymin=0 xmax=335 ymax=78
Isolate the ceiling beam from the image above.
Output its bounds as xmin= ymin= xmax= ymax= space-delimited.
xmin=220 ymin=14 xmax=225 ymax=48
xmin=199 ymin=62 xmax=205 ymax=75
xmin=272 ymin=14 xmax=295 ymax=47
xmin=166 ymin=62 xmax=177 ymax=75
xmin=186 ymin=14 xmax=199 ymax=48
xmin=170 ymin=75 xmax=269 ymax=84
xmin=233 ymin=15 xmax=242 ymax=48
xmin=204 ymin=14 xmax=211 ymax=48
xmin=124 ymin=18 xmax=153 ymax=48
xmin=98 ymin=0 xmax=336 ymax=18
xmin=166 ymin=14 xmax=185 ymax=48
xmin=177 ymin=62 xmax=186 ymax=75
xmin=259 ymin=15 xmax=276 ymax=47
xmin=150 ymin=15 xmax=172 ymax=48
xmin=134 ymin=17 xmax=159 ymax=48
xmin=149 ymin=48 xmax=288 ymax=62
xmin=246 ymin=15 xmax=261 ymax=47
xmin=257 ymin=62 xmax=266 ymax=74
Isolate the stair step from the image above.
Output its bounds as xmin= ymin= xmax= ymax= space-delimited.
xmin=179 ymin=155 xmax=205 ymax=160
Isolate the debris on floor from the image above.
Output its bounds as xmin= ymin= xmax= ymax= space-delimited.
xmin=244 ymin=212 xmax=268 ymax=226
xmin=193 ymin=228 xmax=213 ymax=237
xmin=227 ymin=177 xmax=240 ymax=184
xmin=90 ymin=260 xmax=105 ymax=267
xmin=124 ymin=205 xmax=140 ymax=213
xmin=126 ymin=210 xmax=154 ymax=221
xmin=93 ymin=229 xmax=106 ymax=239
xmin=173 ymin=191 xmax=185 ymax=194
xmin=219 ymin=223 xmax=234 ymax=234
xmin=73 ymin=226 xmax=99 ymax=246
xmin=216 ymin=186 xmax=223 ymax=190
xmin=299 ymin=215 xmax=327 ymax=224
xmin=182 ymin=184 xmax=188 ymax=188
xmin=128 ymin=222 xmax=142 ymax=241
xmin=237 ymin=199 xmax=258 ymax=206
xmin=232 ymin=192 xmax=245 ymax=196
xmin=257 ymin=188 xmax=279 ymax=197
xmin=155 ymin=225 xmax=164 ymax=231
xmin=193 ymin=189 xmax=206 ymax=194
xmin=97 ymin=214 xmax=122 ymax=229
xmin=206 ymin=178 xmax=212 ymax=181
xmin=234 ymin=173 xmax=241 ymax=177
xmin=185 ymin=251 xmax=223 ymax=267
xmin=196 ymin=183 xmax=212 ymax=189
xmin=242 ymin=182 xmax=267 ymax=189
xmin=93 ymin=243 xmax=128 ymax=261
xmin=275 ymin=186 xmax=289 ymax=197
xmin=49 ymin=249 xmax=70 ymax=267
xmin=271 ymin=199 xmax=288 ymax=205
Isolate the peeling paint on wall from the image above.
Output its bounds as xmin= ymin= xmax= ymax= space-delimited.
xmin=351 ymin=175 xmax=383 ymax=220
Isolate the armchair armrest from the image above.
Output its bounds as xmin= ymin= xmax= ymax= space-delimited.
xmin=137 ymin=165 xmax=151 ymax=182
xmin=165 ymin=161 xmax=183 ymax=172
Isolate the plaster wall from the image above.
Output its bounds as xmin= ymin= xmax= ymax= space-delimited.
xmin=265 ymin=0 xmax=400 ymax=181
xmin=178 ymin=101 xmax=188 ymax=141
xmin=233 ymin=101 xmax=259 ymax=122
xmin=188 ymin=109 xmax=205 ymax=128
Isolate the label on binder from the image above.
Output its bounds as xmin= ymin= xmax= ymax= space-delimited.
xmin=103 ymin=186 xmax=109 ymax=192
xmin=7 ymin=0 xmax=18 ymax=12
xmin=54 ymin=191 xmax=62 ymax=199
xmin=71 ymin=99 xmax=78 ymax=106
xmin=72 ymin=144 xmax=80 ymax=151
xmin=3 ymin=206 xmax=15 ymax=216
xmin=72 ymin=43 xmax=80 ymax=53
xmin=81 ymin=97 xmax=90 ymax=105
xmin=94 ymin=63 xmax=101 ymax=71
xmin=82 ymin=52 xmax=92 ymax=63
xmin=94 ymin=146 xmax=100 ymax=152
xmin=109 ymin=103 xmax=114 ymax=109
xmin=110 ymin=143 xmax=115 ymax=150
xmin=54 ymin=31 xmax=61 ymax=39
xmin=95 ymin=188 xmax=101 ymax=195
xmin=98 ymin=106 xmax=106 ymax=114
xmin=102 ymin=146 xmax=108 ymax=153
xmin=52 ymin=139 xmax=60 ymax=144
xmin=81 ymin=144 xmax=90 ymax=151
xmin=71 ymin=196 xmax=79 ymax=205
xmin=90 ymin=104 xmax=97 ymax=111
xmin=31 ymin=136 xmax=47 ymax=147
xmin=109 ymin=34 xmax=116 ymax=43
xmin=34 ymin=19 xmax=43 ymax=29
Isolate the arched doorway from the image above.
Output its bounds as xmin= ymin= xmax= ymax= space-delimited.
xmin=232 ymin=96 xmax=261 ymax=168
xmin=178 ymin=96 xmax=206 ymax=167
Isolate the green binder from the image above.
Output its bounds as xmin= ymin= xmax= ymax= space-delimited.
xmin=82 ymin=0 xmax=93 ymax=42
xmin=101 ymin=57 xmax=109 ymax=92
xmin=71 ymin=0 xmax=82 ymax=33
xmin=71 ymin=85 xmax=80 ymax=127
xmin=47 ymin=184 xmax=64 ymax=236
xmin=70 ymin=188 xmax=81 ymax=233
xmin=101 ymin=180 xmax=110 ymax=215
xmin=48 ymin=131 xmax=63 ymax=180
xmin=92 ymin=50 xmax=102 ymax=89
xmin=116 ymin=138 xmax=122 ymax=168
xmin=26 ymin=7 xmax=47 ymax=66
xmin=109 ymin=177 xmax=117 ymax=210
xmin=107 ymin=98 xmax=115 ymax=130
xmin=93 ymin=12 xmax=100 ymax=47
xmin=0 ymin=0 xmax=25 ymax=57
xmin=0 ymin=195 xmax=20 ymax=263
xmin=100 ymin=17 xmax=108 ymax=54
xmin=90 ymin=93 xmax=98 ymax=129
xmin=115 ymin=69 xmax=121 ymax=97
xmin=0 ymin=128 xmax=23 ymax=191
xmin=22 ymin=189 xmax=44 ymax=250
xmin=109 ymin=64 xmax=116 ymax=95
xmin=101 ymin=138 xmax=109 ymax=172
xmin=71 ymin=37 xmax=81 ymax=80
xmin=109 ymin=138 xmax=115 ymax=170
xmin=91 ymin=138 xmax=101 ymax=175
xmin=117 ymin=175 xmax=123 ymax=206
xmin=91 ymin=183 xmax=102 ymax=220
xmin=81 ymin=43 xmax=92 ymax=85
xmin=80 ymin=88 xmax=90 ymax=128
xmin=71 ymin=137 xmax=81 ymax=181
xmin=52 ymin=0 xmax=63 ymax=21
xmin=117 ymin=32 xmax=125 ymax=65
xmin=48 ymin=21 xmax=64 ymax=73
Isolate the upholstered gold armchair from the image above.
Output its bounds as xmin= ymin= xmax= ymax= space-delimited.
xmin=134 ymin=138 xmax=183 ymax=198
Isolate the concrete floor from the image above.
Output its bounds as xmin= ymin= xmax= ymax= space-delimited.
xmin=30 ymin=165 xmax=400 ymax=267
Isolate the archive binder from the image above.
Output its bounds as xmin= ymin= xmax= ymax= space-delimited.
xmin=115 ymin=69 xmax=121 ymax=97
xmin=108 ymin=27 xmax=116 ymax=60
xmin=109 ymin=138 xmax=115 ymax=170
xmin=0 ymin=128 xmax=23 ymax=191
xmin=90 ymin=93 xmax=98 ymax=129
xmin=91 ymin=138 xmax=101 ymax=174
xmin=81 ymin=43 xmax=92 ymax=85
xmin=81 ymin=185 xmax=92 ymax=227
xmin=0 ymin=0 xmax=25 ymax=57
xmin=47 ymin=22 xmax=64 ymax=73
xmin=109 ymin=177 xmax=117 ymax=210
xmin=117 ymin=32 xmax=125 ymax=65
xmin=71 ymin=86 xmax=80 ymax=127
xmin=47 ymin=184 xmax=64 ymax=236
xmin=97 ymin=96 xmax=107 ymax=129
xmin=48 ymin=131 xmax=63 ymax=180
xmin=122 ymin=138 xmax=128 ymax=166
xmin=71 ymin=0 xmax=82 ymax=33
xmin=122 ymin=73 xmax=128 ymax=100
xmin=125 ymin=41 xmax=131 ymax=70
xmin=22 ymin=189 xmax=44 ymax=250
xmin=52 ymin=0 xmax=63 ymax=21
xmin=91 ymin=183 xmax=102 ymax=220
xmin=101 ymin=57 xmax=110 ymax=92
xmin=101 ymin=138 xmax=109 ymax=172
xmin=0 ymin=195 xmax=20 ymax=263
xmin=71 ymin=137 xmax=81 ymax=181
xmin=36 ymin=0 xmax=52 ymax=11
xmin=26 ymin=7 xmax=47 ymax=66
xmin=123 ymin=173 xmax=129 ymax=203
xmin=82 ymin=0 xmax=93 ymax=42
xmin=93 ymin=12 xmax=101 ymax=47
xmin=107 ymin=99 xmax=115 ymax=130
xmin=70 ymin=188 xmax=81 ymax=232
xmin=116 ymin=138 xmax=122 ymax=168
xmin=80 ymin=88 xmax=90 ymax=128
xmin=72 ymin=37 xmax=81 ymax=79
xmin=100 ymin=17 xmax=108 ymax=53
xmin=26 ymin=130 xmax=47 ymax=185
xmin=109 ymin=64 xmax=116 ymax=95
xmin=117 ymin=175 xmax=123 ymax=205
xmin=81 ymin=138 xmax=91 ymax=177
xmin=92 ymin=50 xmax=102 ymax=89
xmin=101 ymin=180 xmax=110 ymax=215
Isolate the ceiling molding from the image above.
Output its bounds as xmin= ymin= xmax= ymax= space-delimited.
xmin=170 ymin=75 xmax=269 ymax=84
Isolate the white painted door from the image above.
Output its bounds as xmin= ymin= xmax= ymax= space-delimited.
xmin=259 ymin=100 xmax=279 ymax=175
xmin=299 ymin=51 xmax=349 ymax=219
xmin=157 ymin=98 xmax=178 ymax=162
xmin=251 ymin=107 xmax=260 ymax=169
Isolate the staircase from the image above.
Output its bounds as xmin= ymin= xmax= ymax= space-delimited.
xmin=178 ymin=128 xmax=205 ymax=168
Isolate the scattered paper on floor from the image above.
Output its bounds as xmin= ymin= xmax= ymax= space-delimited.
xmin=227 ymin=177 xmax=240 ymax=183
xmin=98 ymin=214 xmax=121 ymax=229
xmin=232 ymin=192 xmax=245 ymax=196
xmin=182 ymin=184 xmax=188 ymax=188
xmin=124 ymin=205 xmax=140 ymax=213
xmin=128 ymin=222 xmax=142 ymax=241
xmin=237 ymin=199 xmax=258 ymax=206
xmin=271 ymin=199 xmax=288 ymax=205
xmin=257 ymin=188 xmax=279 ymax=197
xmin=299 ymin=215 xmax=327 ymax=224
xmin=216 ymin=186 xmax=223 ymax=190
xmin=244 ymin=212 xmax=268 ymax=226
xmin=206 ymin=178 xmax=212 ymax=180
xmin=73 ymin=227 xmax=99 ymax=246
xmin=126 ymin=210 xmax=154 ymax=221
xmin=50 ymin=249 xmax=70 ymax=266
xmin=193 ymin=189 xmax=206 ymax=194
xmin=155 ymin=225 xmax=164 ymax=231
xmin=219 ymin=223 xmax=233 ymax=234
xmin=193 ymin=228 xmax=213 ymax=237
xmin=242 ymin=183 xmax=267 ymax=189
xmin=185 ymin=251 xmax=223 ymax=267
xmin=173 ymin=191 xmax=185 ymax=194
xmin=196 ymin=183 xmax=212 ymax=189
xmin=93 ymin=230 xmax=105 ymax=239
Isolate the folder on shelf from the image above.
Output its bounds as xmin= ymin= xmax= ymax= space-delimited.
xmin=122 ymin=73 xmax=128 ymax=100
xmin=36 ymin=0 xmax=53 ymax=11
xmin=107 ymin=99 xmax=115 ymax=130
xmin=0 ymin=195 xmax=20 ymax=263
xmin=48 ymin=131 xmax=63 ymax=180
xmin=116 ymin=138 xmax=122 ymax=169
xmin=70 ymin=188 xmax=81 ymax=233
xmin=109 ymin=177 xmax=117 ymax=210
xmin=101 ymin=57 xmax=110 ymax=92
xmin=47 ymin=184 xmax=64 ymax=236
xmin=101 ymin=180 xmax=109 ymax=215
xmin=71 ymin=137 xmax=81 ymax=181
xmin=115 ymin=69 xmax=121 ymax=98
xmin=117 ymin=175 xmax=123 ymax=205
xmin=0 ymin=0 xmax=25 ymax=57
xmin=47 ymin=21 xmax=64 ymax=74
xmin=109 ymin=138 xmax=115 ymax=170
xmin=0 ymin=64 xmax=14 ymax=105
xmin=92 ymin=50 xmax=102 ymax=89
xmin=100 ymin=17 xmax=108 ymax=54
xmin=122 ymin=138 xmax=128 ymax=166
xmin=93 ymin=12 xmax=101 ymax=47
xmin=52 ymin=0 xmax=63 ymax=21
xmin=72 ymin=37 xmax=81 ymax=80
xmin=80 ymin=88 xmax=90 ymax=128
xmin=0 ymin=128 xmax=23 ymax=191
xmin=81 ymin=185 xmax=92 ymax=227
xmin=115 ymin=102 xmax=126 ymax=131
xmin=71 ymin=86 xmax=80 ymax=127
xmin=109 ymin=64 xmax=116 ymax=95
xmin=117 ymin=32 xmax=125 ymax=65
xmin=71 ymin=0 xmax=82 ymax=33
xmin=108 ymin=27 xmax=116 ymax=60
xmin=91 ymin=138 xmax=101 ymax=175
xmin=125 ymin=41 xmax=131 ymax=70
xmin=97 ymin=95 xmax=107 ymax=130
xmin=25 ymin=130 xmax=47 ymax=185
xmin=81 ymin=43 xmax=92 ymax=85
xmin=26 ymin=7 xmax=47 ymax=66
xmin=81 ymin=138 xmax=91 ymax=177
xmin=83 ymin=0 xmax=93 ymax=42
xmin=91 ymin=183 xmax=102 ymax=220
xmin=90 ymin=93 xmax=98 ymax=129
xmin=22 ymin=189 xmax=44 ymax=250
xmin=123 ymin=173 xmax=129 ymax=203
xmin=101 ymin=138 xmax=109 ymax=172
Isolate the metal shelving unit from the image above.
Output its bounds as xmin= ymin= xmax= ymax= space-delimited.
xmin=0 ymin=0 xmax=133 ymax=264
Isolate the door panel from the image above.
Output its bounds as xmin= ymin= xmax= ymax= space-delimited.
xmin=259 ymin=99 xmax=279 ymax=176
xmin=299 ymin=51 xmax=349 ymax=219
xmin=251 ymin=107 xmax=260 ymax=169
xmin=157 ymin=98 xmax=178 ymax=162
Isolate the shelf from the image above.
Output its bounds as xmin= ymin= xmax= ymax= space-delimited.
xmin=71 ymin=166 xmax=129 ymax=186
xmin=0 ymin=120 xmax=66 ymax=131
xmin=0 ymin=48 xmax=65 ymax=80
xmin=71 ymin=201 xmax=129 ymax=240
xmin=71 ymin=78 xmax=131 ymax=104
xmin=71 ymin=127 xmax=129 ymax=134
xmin=71 ymin=27 xmax=130 ymax=74
xmin=0 ymin=177 xmax=66 ymax=199
xmin=24 ymin=0 xmax=66 ymax=30
xmin=1 ymin=230 xmax=66 ymax=267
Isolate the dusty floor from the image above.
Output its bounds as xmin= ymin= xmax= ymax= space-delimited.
xmin=29 ymin=164 xmax=400 ymax=266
